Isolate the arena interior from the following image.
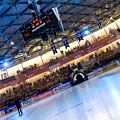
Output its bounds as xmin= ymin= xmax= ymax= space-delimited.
xmin=0 ymin=0 xmax=120 ymax=119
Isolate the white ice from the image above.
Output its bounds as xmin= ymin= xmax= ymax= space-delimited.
xmin=1 ymin=66 xmax=120 ymax=120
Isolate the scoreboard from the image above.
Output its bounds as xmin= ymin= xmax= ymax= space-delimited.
xmin=20 ymin=7 xmax=63 ymax=41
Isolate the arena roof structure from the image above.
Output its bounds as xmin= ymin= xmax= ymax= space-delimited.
xmin=0 ymin=0 xmax=120 ymax=65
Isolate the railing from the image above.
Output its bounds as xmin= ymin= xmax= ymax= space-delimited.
xmin=0 ymin=76 xmax=16 ymax=85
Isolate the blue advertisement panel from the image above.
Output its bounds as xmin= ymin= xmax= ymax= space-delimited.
xmin=5 ymin=105 xmax=16 ymax=114
xmin=53 ymin=82 xmax=71 ymax=93
xmin=21 ymin=98 xmax=33 ymax=107
xmin=96 ymin=68 xmax=103 ymax=74
xmin=0 ymin=109 xmax=5 ymax=117
xmin=87 ymin=72 xmax=94 ymax=78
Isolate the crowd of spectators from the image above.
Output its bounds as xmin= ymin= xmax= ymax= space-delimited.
xmin=0 ymin=63 xmax=77 ymax=109
xmin=15 ymin=30 xmax=117 ymax=77
xmin=1 ymin=42 xmax=120 ymax=109
xmin=48 ymin=57 xmax=60 ymax=65
xmin=86 ymin=46 xmax=120 ymax=73
xmin=17 ymin=64 xmax=38 ymax=75
xmin=0 ymin=33 xmax=120 ymax=109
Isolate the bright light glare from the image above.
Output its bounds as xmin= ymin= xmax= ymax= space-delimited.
xmin=84 ymin=29 xmax=90 ymax=35
xmin=4 ymin=62 xmax=8 ymax=67
xmin=10 ymin=41 xmax=14 ymax=45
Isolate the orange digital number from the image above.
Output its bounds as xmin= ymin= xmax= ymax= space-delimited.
xmin=32 ymin=26 xmax=35 ymax=29
xmin=40 ymin=21 xmax=42 ymax=24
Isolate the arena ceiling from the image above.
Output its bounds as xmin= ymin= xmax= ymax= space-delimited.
xmin=0 ymin=0 xmax=120 ymax=65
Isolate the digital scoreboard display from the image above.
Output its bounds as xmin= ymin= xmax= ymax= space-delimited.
xmin=20 ymin=7 xmax=63 ymax=42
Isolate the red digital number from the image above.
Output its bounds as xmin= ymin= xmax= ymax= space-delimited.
xmin=33 ymin=18 xmax=39 ymax=23
xmin=25 ymin=33 xmax=29 ymax=37
xmin=46 ymin=20 xmax=51 ymax=23
xmin=36 ymin=22 xmax=40 ymax=26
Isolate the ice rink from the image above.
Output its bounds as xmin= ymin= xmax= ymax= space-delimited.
xmin=2 ymin=67 xmax=120 ymax=120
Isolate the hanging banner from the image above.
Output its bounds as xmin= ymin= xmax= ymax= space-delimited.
xmin=62 ymin=37 xmax=69 ymax=49
xmin=93 ymin=14 xmax=102 ymax=29
xmin=51 ymin=43 xmax=57 ymax=54
xmin=75 ymin=29 xmax=83 ymax=41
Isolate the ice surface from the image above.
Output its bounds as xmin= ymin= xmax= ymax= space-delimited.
xmin=2 ymin=67 xmax=120 ymax=120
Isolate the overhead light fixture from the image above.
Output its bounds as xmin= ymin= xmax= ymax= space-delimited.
xmin=83 ymin=29 xmax=90 ymax=35
xmin=10 ymin=41 xmax=14 ymax=45
xmin=3 ymin=62 xmax=8 ymax=67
